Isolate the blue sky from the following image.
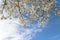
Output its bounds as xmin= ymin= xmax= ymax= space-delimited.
xmin=32 ymin=0 xmax=60 ymax=40
xmin=32 ymin=9 xmax=60 ymax=40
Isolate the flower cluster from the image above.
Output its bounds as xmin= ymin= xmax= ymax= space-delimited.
xmin=0 ymin=0 xmax=60 ymax=28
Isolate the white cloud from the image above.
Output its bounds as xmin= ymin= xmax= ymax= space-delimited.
xmin=0 ymin=19 xmax=42 ymax=40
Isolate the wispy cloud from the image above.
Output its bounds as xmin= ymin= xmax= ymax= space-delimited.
xmin=49 ymin=34 xmax=60 ymax=40
xmin=0 ymin=19 xmax=42 ymax=40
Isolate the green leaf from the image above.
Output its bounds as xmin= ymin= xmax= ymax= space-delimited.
xmin=4 ymin=2 xmax=7 ymax=5
xmin=4 ymin=0 xmax=7 ymax=5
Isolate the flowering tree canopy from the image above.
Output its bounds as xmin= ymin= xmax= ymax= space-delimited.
xmin=0 ymin=0 xmax=60 ymax=28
